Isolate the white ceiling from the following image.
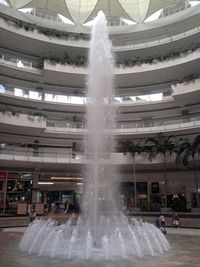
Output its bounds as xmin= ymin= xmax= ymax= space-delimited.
xmin=6 ymin=0 xmax=191 ymax=25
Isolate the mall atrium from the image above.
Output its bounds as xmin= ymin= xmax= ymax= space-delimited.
xmin=0 ymin=0 xmax=200 ymax=215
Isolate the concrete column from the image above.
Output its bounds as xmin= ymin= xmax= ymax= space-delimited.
xmin=147 ymin=179 xmax=151 ymax=211
xmin=185 ymin=184 xmax=192 ymax=210
xmin=3 ymin=172 xmax=8 ymax=213
xmin=197 ymin=171 xmax=200 ymax=208
xmin=32 ymin=174 xmax=39 ymax=203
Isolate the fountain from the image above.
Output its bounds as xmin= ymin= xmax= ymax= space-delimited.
xmin=19 ymin=11 xmax=170 ymax=261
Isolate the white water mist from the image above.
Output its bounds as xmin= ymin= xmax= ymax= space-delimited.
xmin=82 ymin=11 xmax=119 ymax=241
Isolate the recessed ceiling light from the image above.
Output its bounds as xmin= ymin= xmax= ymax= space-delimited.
xmin=38 ymin=182 xmax=54 ymax=185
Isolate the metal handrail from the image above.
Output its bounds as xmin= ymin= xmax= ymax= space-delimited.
xmin=0 ymin=86 xmax=169 ymax=105
xmin=0 ymin=147 xmax=74 ymax=158
xmin=46 ymin=116 xmax=200 ymax=131
xmin=0 ymin=53 xmax=41 ymax=69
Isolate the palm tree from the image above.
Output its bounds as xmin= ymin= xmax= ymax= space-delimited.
xmin=175 ymin=135 xmax=200 ymax=208
xmin=175 ymin=135 xmax=200 ymax=165
xmin=145 ymin=132 xmax=176 ymax=209
xmin=119 ymin=139 xmax=142 ymax=208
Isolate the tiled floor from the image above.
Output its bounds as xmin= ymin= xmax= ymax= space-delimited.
xmin=0 ymin=228 xmax=200 ymax=267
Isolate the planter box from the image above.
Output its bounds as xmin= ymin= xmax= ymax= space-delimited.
xmin=35 ymin=203 xmax=44 ymax=215
xmin=17 ymin=202 xmax=27 ymax=215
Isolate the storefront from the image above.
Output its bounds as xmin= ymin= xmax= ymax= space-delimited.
xmin=0 ymin=172 xmax=32 ymax=215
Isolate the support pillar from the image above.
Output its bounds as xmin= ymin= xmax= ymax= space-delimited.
xmin=185 ymin=184 xmax=192 ymax=211
xmin=3 ymin=172 xmax=8 ymax=214
xmin=147 ymin=179 xmax=151 ymax=211
xmin=32 ymin=174 xmax=39 ymax=203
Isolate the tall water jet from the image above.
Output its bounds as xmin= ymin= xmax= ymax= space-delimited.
xmin=19 ymin=11 xmax=170 ymax=261
xmin=82 ymin=10 xmax=119 ymax=244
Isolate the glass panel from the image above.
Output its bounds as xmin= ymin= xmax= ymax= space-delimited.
xmin=57 ymin=95 xmax=68 ymax=103
xmin=14 ymin=88 xmax=23 ymax=97
xmin=29 ymin=91 xmax=39 ymax=100
xmin=45 ymin=93 xmax=54 ymax=102
xmin=0 ymin=84 xmax=5 ymax=93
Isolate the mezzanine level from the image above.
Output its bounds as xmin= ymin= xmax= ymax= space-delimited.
xmin=0 ymin=111 xmax=200 ymax=139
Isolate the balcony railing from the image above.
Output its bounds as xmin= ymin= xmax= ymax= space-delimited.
xmin=159 ymin=1 xmax=196 ymax=19
xmin=0 ymin=85 xmax=169 ymax=105
xmin=0 ymin=146 xmax=76 ymax=159
xmin=28 ymin=8 xmax=66 ymax=24
xmin=0 ymin=109 xmax=200 ymax=133
xmin=114 ymin=25 xmax=200 ymax=48
xmin=0 ymin=53 xmax=41 ymax=71
xmin=47 ymin=115 xmax=200 ymax=132
xmin=47 ymin=120 xmax=85 ymax=129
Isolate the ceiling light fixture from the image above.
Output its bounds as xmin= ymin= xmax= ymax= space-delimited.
xmin=51 ymin=177 xmax=83 ymax=180
xmin=38 ymin=182 xmax=54 ymax=185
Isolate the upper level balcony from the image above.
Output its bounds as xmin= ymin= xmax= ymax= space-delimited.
xmin=0 ymin=51 xmax=42 ymax=82
xmin=47 ymin=115 xmax=200 ymax=137
xmin=0 ymin=82 xmax=172 ymax=110
xmin=1 ymin=44 xmax=200 ymax=88
xmin=1 ymin=78 xmax=200 ymax=118
xmin=172 ymin=78 xmax=200 ymax=106
xmin=0 ymin=110 xmax=200 ymax=138
xmin=0 ymin=144 xmax=198 ymax=174
xmin=1 ymin=2 xmax=200 ymax=56
xmin=0 ymin=144 xmax=178 ymax=167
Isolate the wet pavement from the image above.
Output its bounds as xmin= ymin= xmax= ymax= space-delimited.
xmin=0 ymin=228 xmax=200 ymax=267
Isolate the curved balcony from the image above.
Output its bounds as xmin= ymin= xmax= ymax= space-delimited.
xmin=1 ymin=3 xmax=200 ymax=51
xmin=0 ymin=83 xmax=173 ymax=109
xmin=0 ymin=145 xmax=176 ymax=167
xmin=0 ymin=52 xmax=42 ymax=82
xmin=0 ymin=146 xmax=129 ymax=167
xmin=0 ymin=55 xmax=38 ymax=70
xmin=116 ymin=118 xmax=200 ymax=136
xmin=1 ymin=5 xmax=200 ymax=79
xmin=5 ymin=78 xmax=200 ymax=113
xmin=46 ymin=115 xmax=200 ymax=137
xmin=0 ymin=112 xmax=46 ymax=131
xmin=0 ymin=90 xmax=188 ymax=123
xmin=0 ymin=150 xmax=84 ymax=169
xmin=172 ymin=78 xmax=200 ymax=106
xmin=1 ymin=110 xmax=200 ymax=137
xmin=115 ymin=25 xmax=200 ymax=52
xmin=115 ymin=49 xmax=200 ymax=87
xmin=1 ymin=43 xmax=200 ymax=88
xmin=42 ymin=49 xmax=200 ymax=87
xmin=1 ymin=146 xmax=198 ymax=174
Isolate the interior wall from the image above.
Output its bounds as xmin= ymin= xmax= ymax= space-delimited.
xmin=119 ymin=170 xmax=200 ymax=194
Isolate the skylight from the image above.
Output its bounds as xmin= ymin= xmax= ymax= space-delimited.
xmin=57 ymin=14 xmax=74 ymax=25
xmin=0 ymin=0 xmax=9 ymax=6
xmin=83 ymin=20 xmax=94 ymax=27
xmin=144 ymin=8 xmax=163 ymax=23
xmin=121 ymin=18 xmax=137 ymax=25
xmin=149 ymin=93 xmax=162 ymax=101
xmin=189 ymin=1 xmax=200 ymax=7
xmin=18 ymin=8 xmax=33 ymax=14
